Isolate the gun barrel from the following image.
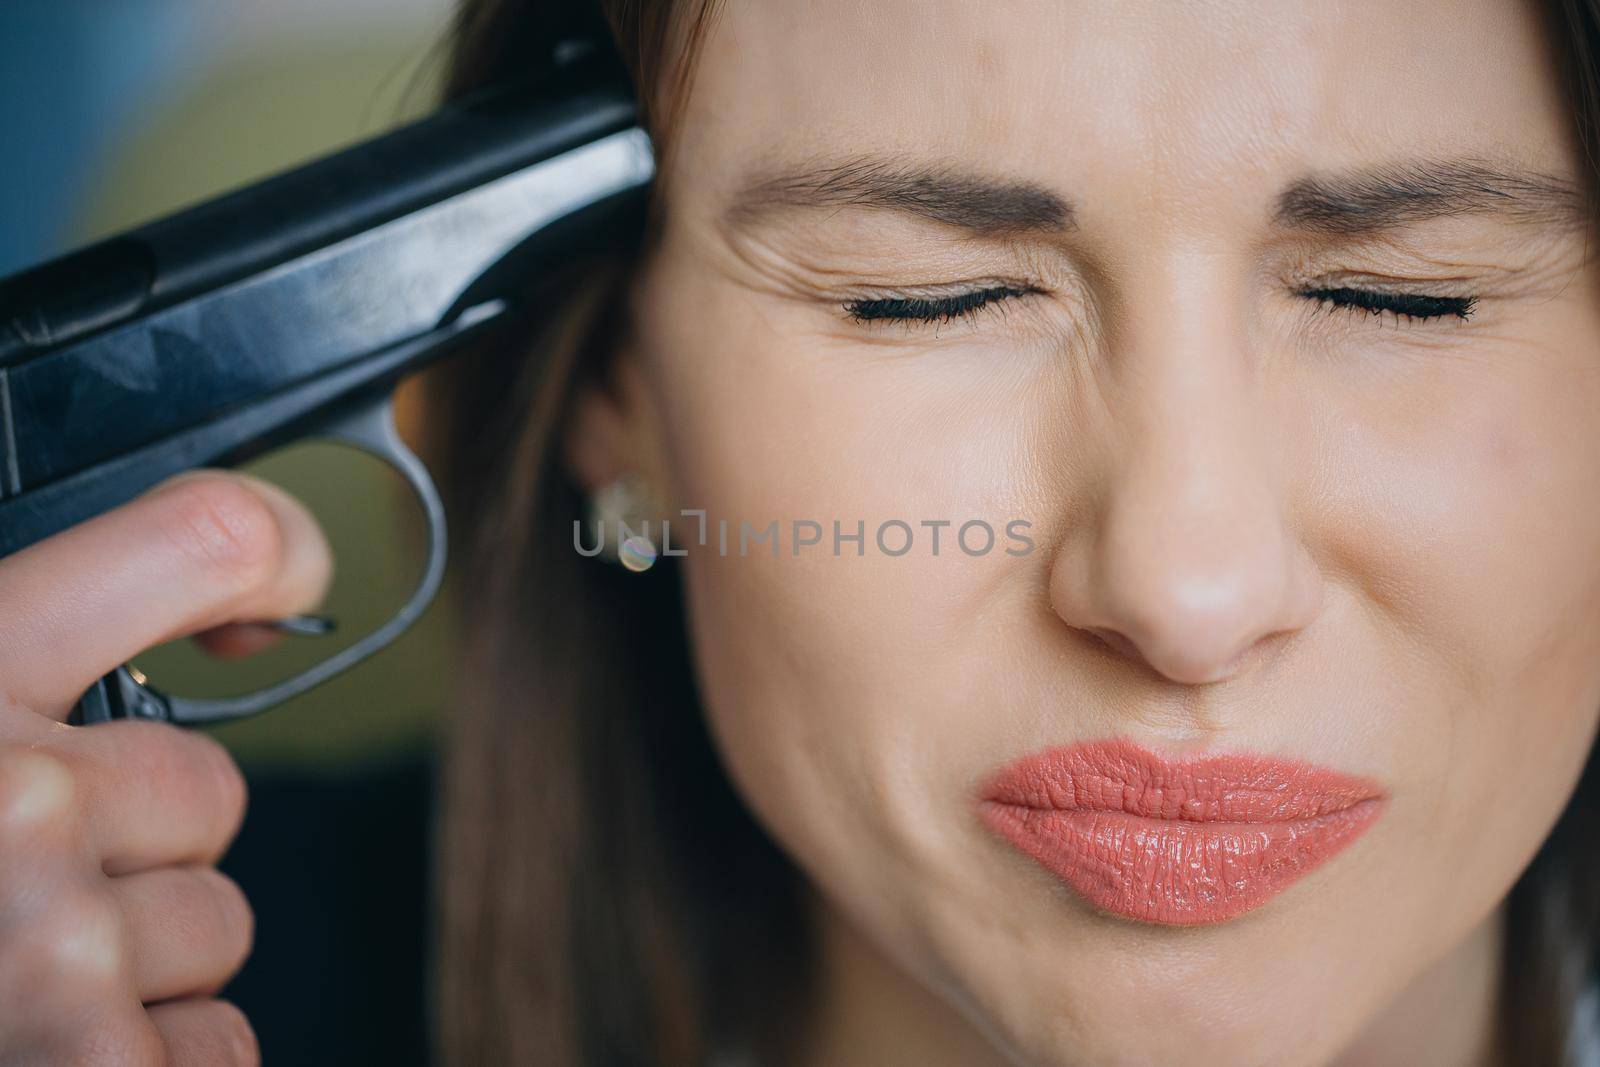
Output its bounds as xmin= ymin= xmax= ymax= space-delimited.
xmin=0 ymin=67 xmax=638 ymax=367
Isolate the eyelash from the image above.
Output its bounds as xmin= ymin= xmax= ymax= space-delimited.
xmin=841 ymin=283 xmax=1478 ymax=326
xmin=1298 ymin=286 xmax=1477 ymax=322
xmin=844 ymin=285 xmax=1033 ymax=324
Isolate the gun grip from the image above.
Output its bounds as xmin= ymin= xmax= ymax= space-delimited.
xmin=68 ymin=389 xmax=448 ymax=727
xmin=67 ymin=665 xmax=171 ymax=725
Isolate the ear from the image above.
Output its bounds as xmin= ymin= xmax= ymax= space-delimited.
xmin=561 ymin=348 xmax=662 ymax=499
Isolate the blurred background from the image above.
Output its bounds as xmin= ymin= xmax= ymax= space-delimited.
xmin=3 ymin=1 xmax=464 ymax=1060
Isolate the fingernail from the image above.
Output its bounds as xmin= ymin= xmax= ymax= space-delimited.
xmin=266 ymin=613 xmax=337 ymax=636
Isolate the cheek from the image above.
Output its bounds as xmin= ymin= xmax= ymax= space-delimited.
xmin=1315 ymin=329 xmax=1600 ymax=927
xmin=636 ymin=271 xmax=1061 ymax=933
xmin=646 ymin=273 xmax=1042 ymax=696
xmin=1453 ymin=383 xmax=1600 ymax=869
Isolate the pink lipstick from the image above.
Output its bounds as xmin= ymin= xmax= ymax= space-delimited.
xmin=977 ymin=738 xmax=1385 ymax=925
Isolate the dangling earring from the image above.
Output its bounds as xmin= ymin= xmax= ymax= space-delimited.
xmin=588 ymin=474 xmax=660 ymax=572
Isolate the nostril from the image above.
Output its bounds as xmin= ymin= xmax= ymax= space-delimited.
xmin=1086 ymin=626 xmax=1140 ymax=661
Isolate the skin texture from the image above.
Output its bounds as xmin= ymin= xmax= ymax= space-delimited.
xmin=0 ymin=469 xmax=333 ymax=1064
xmin=565 ymin=0 xmax=1600 ymax=1063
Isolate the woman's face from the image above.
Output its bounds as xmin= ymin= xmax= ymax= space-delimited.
xmin=580 ymin=0 xmax=1600 ymax=1062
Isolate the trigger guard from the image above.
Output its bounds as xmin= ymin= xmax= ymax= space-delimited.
xmin=136 ymin=390 xmax=449 ymax=726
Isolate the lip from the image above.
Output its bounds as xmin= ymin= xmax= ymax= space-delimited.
xmin=977 ymin=737 xmax=1386 ymax=926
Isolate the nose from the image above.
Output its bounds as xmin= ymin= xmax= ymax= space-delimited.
xmin=1048 ymin=318 xmax=1323 ymax=687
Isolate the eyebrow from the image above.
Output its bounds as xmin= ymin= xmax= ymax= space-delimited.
xmin=1272 ymin=159 xmax=1591 ymax=235
xmin=725 ymin=154 xmax=1592 ymax=240
xmin=726 ymin=155 xmax=1075 ymax=235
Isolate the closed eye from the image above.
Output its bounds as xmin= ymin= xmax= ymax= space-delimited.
xmin=840 ymin=282 xmax=1475 ymax=328
xmin=844 ymin=284 xmax=1034 ymax=324
xmin=1298 ymin=286 xmax=1477 ymax=321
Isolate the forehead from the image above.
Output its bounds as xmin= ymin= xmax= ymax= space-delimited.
xmin=671 ymin=0 xmax=1581 ymax=220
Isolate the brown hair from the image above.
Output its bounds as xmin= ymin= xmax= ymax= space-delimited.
xmin=422 ymin=2 xmax=1600 ymax=1064
xmin=425 ymin=4 xmax=813 ymax=1065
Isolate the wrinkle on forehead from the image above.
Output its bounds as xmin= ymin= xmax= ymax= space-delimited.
xmin=671 ymin=0 xmax=1582 ymax=237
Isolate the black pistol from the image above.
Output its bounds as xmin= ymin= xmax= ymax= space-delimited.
xmin=0 ymin=43 xmax=653 ymax=727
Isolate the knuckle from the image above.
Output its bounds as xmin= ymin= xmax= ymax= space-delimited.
xmin=12 ymin=888 xmax=124 ymax=989
xmin=0 ymin=747 xmax=77 ymax=843
xmin=155 ymin=474 xmax=286 ymax=594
